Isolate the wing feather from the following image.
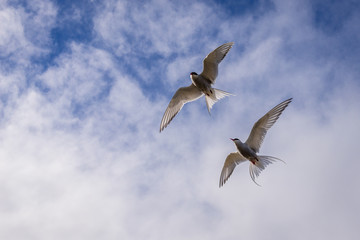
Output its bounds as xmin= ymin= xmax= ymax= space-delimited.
xmin=159 ymin=84 xmax=203 ymax=132
xmin=245 ymin=98 xmax=292 ymax=152
xmin=201 ymin=42 xmax=234 ymax=83
xmin=219 ymin=152 xmax=247 ymax=187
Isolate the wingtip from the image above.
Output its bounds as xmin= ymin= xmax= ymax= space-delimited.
xmin=159 ymin=122 xmax=167 ymax=133
xmin=225 ymin=42 xmax=234 ymax=49
xmin=159 ymin=123 xmax=164 ymax=133
xmin=219 ymin=180 xmax=224 ymax=188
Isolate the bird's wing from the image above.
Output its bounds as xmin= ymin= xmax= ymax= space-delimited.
xmin=245 ymin=98 xmax=292 ymax=152
xmin=200 ymin=42 xmax=234 ymax=84
xmin=160 ymin=84 xmax=203 ymax=132
xmin=219 ymin=152 xmax=247 ymax=187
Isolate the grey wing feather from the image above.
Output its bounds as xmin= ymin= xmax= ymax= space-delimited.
xmin=245 ymin=98 xmax=292 ymax=152
xmin=160 ymin=84 xmax=203 ymax=132
xmin=201 ymin=42 xmax=234 ymax=84
xmin=219 ymin=152 xmax=247 ymax=187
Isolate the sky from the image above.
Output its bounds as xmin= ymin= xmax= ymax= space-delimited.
xmin=0 ymin=0 xmax=360 ymax=239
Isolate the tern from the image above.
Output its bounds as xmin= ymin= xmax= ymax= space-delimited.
xmin=219 ymin=98 xmax=292 ymax=187
xmin=160 ymin=42 xmax=234 ymax=132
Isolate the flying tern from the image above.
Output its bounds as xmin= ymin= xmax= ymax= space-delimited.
xmin=160 ymin=42 xmax=234 ymax=132
xmin=219 ymin=98 xmax=292 ymax=187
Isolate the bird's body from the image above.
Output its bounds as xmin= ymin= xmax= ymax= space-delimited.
xmin=160 ymin=42 xmax=234 ymax=132
xmin=219 ymin=98 xmax=292 ymax=187
xmin=232 ymin=139 xmax=259 ymax=164
xmin=190 ymin=72 xmax=213 ymax=96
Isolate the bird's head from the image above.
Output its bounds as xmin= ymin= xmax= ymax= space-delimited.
xmin=190 ymin=72 xmax=198 ymax=79
xmin=230 ymin=138 xmax=241 ymax=144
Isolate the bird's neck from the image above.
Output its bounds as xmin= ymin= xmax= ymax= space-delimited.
xmin=236 ymin=140 xmax=244 ymax=147
xmin=190 ymin=75 xmax=198 ymax=86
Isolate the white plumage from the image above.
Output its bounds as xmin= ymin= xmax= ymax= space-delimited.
xmin=160 ymin=42 xmax=234 ymax=132
xmin=219 ymin=98 xmax=292 ymax=187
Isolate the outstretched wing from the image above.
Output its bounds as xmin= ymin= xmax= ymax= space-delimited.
xmin=219 ymin=152 xmax=247 ymax=187
xmin=201 ymin=42 xmax=234 ymax=84
xmin=160 ymin=84 xmax=203 ymax=132
xmin=245 ymin=98 xmax=292 ymax=152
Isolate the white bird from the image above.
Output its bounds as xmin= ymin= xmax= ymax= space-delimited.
xmin=160 ymin=42 xmax=234 ymax=132
xmin=219 ymin=98 xmax=292 ymax=187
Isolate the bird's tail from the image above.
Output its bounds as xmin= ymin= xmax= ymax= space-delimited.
xmin=249 ymin=155 xmax=285 ymax=186
xmin=205 ymin=88 xmax=234 ymax=113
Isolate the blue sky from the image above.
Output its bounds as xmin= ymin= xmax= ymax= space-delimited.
xmin=1 ymin=0 xmax=360 ymax=239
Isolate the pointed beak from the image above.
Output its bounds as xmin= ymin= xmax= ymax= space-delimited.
xmin=230 ymin=138 xmax=234 ymax=141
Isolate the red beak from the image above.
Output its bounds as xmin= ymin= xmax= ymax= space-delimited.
xmin=230 ymin=138 xmax=234 ymax=141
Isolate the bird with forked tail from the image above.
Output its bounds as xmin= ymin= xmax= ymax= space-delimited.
xmin=219 ymin=98 xmax=292 ymax=187
xmin=160 ymin=42 xmax=235 ymax=132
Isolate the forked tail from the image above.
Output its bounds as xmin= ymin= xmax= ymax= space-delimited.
xmin=205 ymin=88 xmax=234 ymax=113
xmin=249 ymin=155 xmax=285 ymax=186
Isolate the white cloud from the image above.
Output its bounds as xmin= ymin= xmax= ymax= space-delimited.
xmin=0 ymin=0 xmax=56 ymax=111
xmin=0 ymin=7 xmax=27 ymax=57
xmin=94 ymin=0 xmax=218 ymax=56
xmin=0 ymin=0 xmax=56 ymax=60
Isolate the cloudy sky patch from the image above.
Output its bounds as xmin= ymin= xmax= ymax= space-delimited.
xmin=0 ymin=0 xmax=359 ymax=239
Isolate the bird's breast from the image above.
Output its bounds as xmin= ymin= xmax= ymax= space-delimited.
xmin=237 ymin=144 xmax=258 ymax=161
xmin=192 ymin=76 xmax=212 ymax=95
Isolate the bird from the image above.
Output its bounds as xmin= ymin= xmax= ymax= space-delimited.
xmin=219 ymin=98 xmax=292 ymax=187
xmin=160 ymin=42 xmax=235 ymax=132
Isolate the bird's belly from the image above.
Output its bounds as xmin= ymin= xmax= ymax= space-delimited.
xmin=193 ymin=79 xmax=212 ymax=96
xmin=239 ymin=148 xmax=258 ymax=163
